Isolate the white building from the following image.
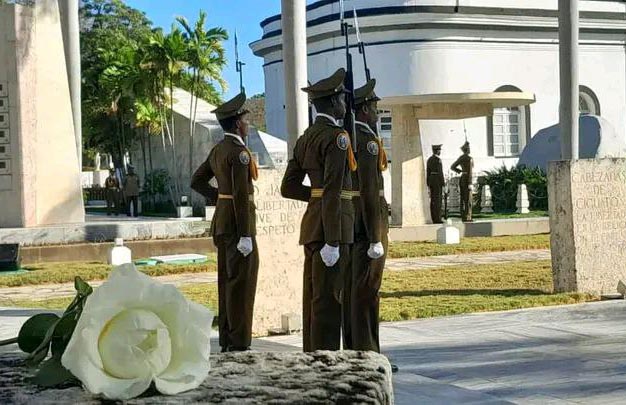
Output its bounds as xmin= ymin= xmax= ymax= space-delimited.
xmin=251 ymin=0 xmax=626 ymax=177
xmin=131 ymin=88 xmax=287 ymax=211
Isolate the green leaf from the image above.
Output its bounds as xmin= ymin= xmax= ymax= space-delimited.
xmin=50 ymin=314 xmax=78 ymax=359
xmin=30 ymin=357 xmax=76 ymax=388
xmin=74 ymin=277 xmax=93 ymax=296
xmin=25 ymin=317 xmax=61 ymax=366
xmin=17 ymin=314 xmax=60 ymax=354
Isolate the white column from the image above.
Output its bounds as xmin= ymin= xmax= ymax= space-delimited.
xmin=281 ymin=0 xmax=309 ymax=157
xmin=59 ymin=0 xmax=82 ymax=169
xmin=558 ymin=0 xmax=579 ymax=160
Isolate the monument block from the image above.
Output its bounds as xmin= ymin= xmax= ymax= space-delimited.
xmin=548 ymin=159 xmax=626 ymax=294
xmin=0 ymin=1 xmax=84 ymax=228
xmin=252 ymin=168 xmax=306 ymax=335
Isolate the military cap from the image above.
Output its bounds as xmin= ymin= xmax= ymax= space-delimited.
xmin=432 ymin=144 xmax=443 ymax=151
xmin=355 ymin=79 xmax=381 ymax=105
xmin=461 ymin=141 xmax=470 ymax=151
xmin=301 ymin=68 xmax=346 ymax=100
xmin=212 ymin=92 xmax=249 ymax=120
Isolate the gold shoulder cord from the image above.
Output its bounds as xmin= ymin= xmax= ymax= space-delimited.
xmin=343 ymin=132 xmax=358 ymax=172
xmin=377 ymin=138 xmax=388 ymax=172
xmin=245 ymin=148 xmax=259 ymax=181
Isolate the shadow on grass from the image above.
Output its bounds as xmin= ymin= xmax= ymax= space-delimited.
xmin=381 ymin=288 xmax=550 ymax=298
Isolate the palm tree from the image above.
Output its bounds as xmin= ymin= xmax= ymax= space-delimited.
xmin=177 ymin=12 xmax=228 ymax=192
xmin=145 ymin=27 xmax=188 ymax=203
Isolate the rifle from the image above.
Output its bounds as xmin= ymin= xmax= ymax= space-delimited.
xmin=339 ymin=0 xmax=357 ymax=153
xmin=354 ymin=8 xmax=385 ymax=140
xmin=353 ymin=8 xmax=370 ymax=81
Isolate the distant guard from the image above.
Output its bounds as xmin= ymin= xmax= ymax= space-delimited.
xmin=451 ymin=141 xmax=474 ymax=222
xmin=191 ymin=92 xmax=260 ymax=352
xmin=281 ymin=68 xmax=357 ymax=352
xmin=426 ymin=144 xmax=445 ymax=224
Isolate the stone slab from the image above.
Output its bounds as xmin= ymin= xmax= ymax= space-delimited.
xmin=19 ymin=238 xmax=216 ymax=265
xmin=548 ymin=159 xmax=626 ymax=294
xmin=252 ymin=168 xmax=306 ymax=336
xmin=0 ymin=350 xmax=393 ymax=404
xmin=0 ymin=216 xmax=210 ymax=247
xmin=389 ymin=217 xmax=549 ymax=242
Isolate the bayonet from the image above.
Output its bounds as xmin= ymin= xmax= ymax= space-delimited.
xmin=235 ymin=29 xmax=245 ymax=94
xmin=353 ymin=8 xmax=370 ymax=81
xmin=339 ymin=0 xmax=357 ymax=153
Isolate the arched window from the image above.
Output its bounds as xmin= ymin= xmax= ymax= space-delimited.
xmin=487 ymin=85 xmax=531 ymax=157
xmin=579 ymin=85 xmax=600 ymax=116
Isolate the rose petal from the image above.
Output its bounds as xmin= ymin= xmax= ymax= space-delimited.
xmin=62 ymin=323 xmax=152 ymax=400
xmin=61 ymin=264 xmax=214 ymax=399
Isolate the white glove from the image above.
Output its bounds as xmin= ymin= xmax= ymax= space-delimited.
xmin=320 ymin=244 xmax=340 ymax=268
xmin=237 ymin=237 xmax=253 ymax=257
xmin=367 ymin=242 xmax=385 ymax=259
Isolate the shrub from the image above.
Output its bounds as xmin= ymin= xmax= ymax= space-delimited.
xmin=478 ymin=165 xmax=548 ymax=211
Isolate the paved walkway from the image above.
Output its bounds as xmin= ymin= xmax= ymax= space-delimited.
xmin=0 ymin=273 xmax=216 ymax=302
xmin=386 ymin=249 xmax=550 ymax=271
xmin=0 ymin=249 xmax=550 ymax=302
xmin=258 ymin=301 xmax=626 ymax=404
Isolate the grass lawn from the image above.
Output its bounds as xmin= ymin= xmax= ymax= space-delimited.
xmin=388 ymin=234 xmax=550 ymax=258
xmin=0 ymin=255 xmax=217 ymax=288
xmin=0 ymin=260 xmax=595 ymax=324
xmin=0 ymin=235 xmax=551 ymax=287
xmin=470 ymin=210 xmax=548 ymax=220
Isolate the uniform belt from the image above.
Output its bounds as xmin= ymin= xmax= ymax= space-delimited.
xmin=218 ymin=194 xmax=254 ymax=202
xmin=351 ymin=190 xmax=385 ymax=198
xmin=310 ymin=188 xmax=355 ymax=200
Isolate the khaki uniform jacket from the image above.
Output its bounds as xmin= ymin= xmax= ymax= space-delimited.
xmin=281 ymin=116 xmax=354 ymax=245
xmin=105 ymin=176 xmax=119 ymax=190
xmin=353 ymin=122 xmax=388 ymax=243
xmin=124 ymin=174 xmax=140 ymax=197
xmin=451 ymin=154 xmax=474 ymax=180
xmin=191 ymin=135 xmax=256 ymax=238
xmin=426 ymin=155 xmax=445 ymax=188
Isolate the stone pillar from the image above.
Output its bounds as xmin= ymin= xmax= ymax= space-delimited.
xmin=516 ymin=184 xmax=530 ymax=214
xmin=58 ymin=0 xmax=82 ymax=170
xmin=480 ymin=185 xmax=494 ymax=214
xmin=548 ymin=159 xmax=626 ymax=295
xmin=558 ymin=0 xmax=579 ymax=160
xmin=0 ymin=1 xmax=84 ymax=227
xmin=390 ymin=106 xmax=429 ymax=226
xmin=281 ymin=0 xmax=308 ymax=157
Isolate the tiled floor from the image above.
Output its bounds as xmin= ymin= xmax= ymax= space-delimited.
xmin=258 ymin=301 xmax=626 ymax=404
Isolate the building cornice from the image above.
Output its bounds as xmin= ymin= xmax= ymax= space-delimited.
xmin=251 ymin=6 xmax=626 ymax=58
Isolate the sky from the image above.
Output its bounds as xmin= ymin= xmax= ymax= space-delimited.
xmin=124 ymin=0 xmax=295 ymax=100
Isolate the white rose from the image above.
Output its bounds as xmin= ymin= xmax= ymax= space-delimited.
xmin=61 ymin=263 xmax=214 ymax=400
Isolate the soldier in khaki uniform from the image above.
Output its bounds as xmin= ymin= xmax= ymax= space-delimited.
xmin=427 ymin=145 xmax=445 ymax=224
xmin=451 ymin=141 xmax=474 ymax=222
xmin=191 ymin=92 xmax=260 ymax=352
xmin=344 ymin=79 xmax=390 ymax=353
xmin=281 ymin=68 xmax=357 ymax=352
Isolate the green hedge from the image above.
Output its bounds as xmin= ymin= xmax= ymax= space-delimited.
xmin=477 ymin=165 xmax=548 ymax=211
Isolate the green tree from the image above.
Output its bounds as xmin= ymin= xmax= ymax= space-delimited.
xmin=177 ymin=11 xmax=228 ymax=184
